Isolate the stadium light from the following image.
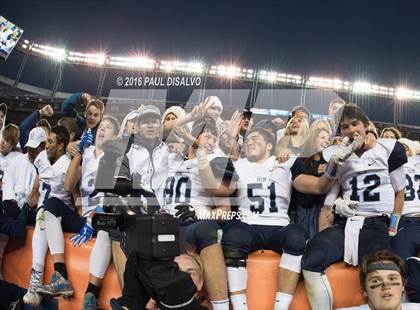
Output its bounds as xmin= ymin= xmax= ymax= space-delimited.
xmin=258 ymin=70 xmax=302 ymax=85
xmin=108 ymin=56 xmax=155 ymax=70
xmin=353 ymin=81 xmax=394 ymax=96
xmin=306 ymin=76 xmax=350 ymax=90
xmin=68 ymin=51 xmax=106 ymax=66
xmin=209 ymin=65 xmax=254 ymax=79
xmin=30 ymin=43 xmax=66 ymax=61
xmin=159 ymin=60 xmax=204 ymax=74
xmin=395 ymin=87 xmax=420 ymax=100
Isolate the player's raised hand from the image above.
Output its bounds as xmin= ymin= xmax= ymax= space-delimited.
xmin=77 ymin=129 xmax=93 ymax=154
xmin=331 ymin=135 xmax=363 ymax=164
xmin=224 ymin=110 xmax=242 ymax=138
xmin=39 ymin=104 xmax=54 ymax=117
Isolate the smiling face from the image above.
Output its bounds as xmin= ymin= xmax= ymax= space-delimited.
xmin=245 ymin=131 xmax=272 ymax=162
xmin=207 ymin=105 xmax=222 ymax=121
xmin=365 ymin=269 xmax=404 ymax=310
xmin=196 ymin=129 xmax=216 ymax=154
xmin=315 ymin=130 xmax=331 ymax=153
xmin=46 ymin=132 xmax=62 ymax=162
xmin=289 ymin=117 xmax=306 ymax=135
xmin=339 ymin=117 xmax=367 ymax=148
xmin=85 ymin=105 xmax=102 ymax=129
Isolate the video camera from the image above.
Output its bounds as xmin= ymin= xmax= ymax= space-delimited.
xmin=91 ymin=139 xmax=180 ymax=260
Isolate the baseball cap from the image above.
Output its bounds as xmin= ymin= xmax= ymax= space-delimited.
xmin=0 ymin=103 xmax=7 ymax=115
xmin=25 ymin=127 xmax=47 ymax=148
xmin=138 ymin=105 xmax=161 ymax=120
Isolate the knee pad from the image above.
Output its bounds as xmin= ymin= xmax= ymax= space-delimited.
xmin=187 ymin=222 xmax=219 ymax=251
xmin=406 ymin=257 xmax=420 ymax=302
xmin=222 ymin=224 xmax=254 ymax=252
xmin=282 ymin=226 xmax=307 ymax=255
xmin=223 ymin=246 xmax=247 ymax=268
xmin=301 ymin=247 xmax=328 ymax=273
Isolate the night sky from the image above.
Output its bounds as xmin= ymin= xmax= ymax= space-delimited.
xmin=1 ymin=0 xmax=420 ymax=87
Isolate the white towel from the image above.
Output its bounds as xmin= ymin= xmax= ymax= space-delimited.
xmin=344 ymin=216 xmax=365 ymax=266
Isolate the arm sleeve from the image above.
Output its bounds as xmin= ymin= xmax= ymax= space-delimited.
xmin=209 ymin=157 xmax=238 ymax=183
xmin=290 ymin=158 xmax=308 ymax=181
xmin=19 ymin=111 xmax=40 ymax=151
xmin=61 ymin=93 xmax=82 ymax=117
xmin=324 ymin=182 xmax=340 ymax=206
xmin=115 ymin=155 xmax=131 ymax=180
xmin=388 ymin=141 xmax=408 ymax=173
xmin=61 ymin=93 xmax=86 ymax=129
xmin=390 ymin=165 xmax=406 ymax=192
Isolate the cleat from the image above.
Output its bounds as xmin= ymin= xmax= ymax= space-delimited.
xmin=23 ymin=268 xmax=43 ymax=306
xmin=36 ymin=271 xmax=74 ymax=297
xmin=82 ymin=292 xmax=98 ymax=310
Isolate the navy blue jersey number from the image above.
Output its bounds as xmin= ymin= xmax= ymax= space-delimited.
xmin=41 ymin=182 xmax=51 ymax=205
xmin=350 ymin=174 xmax=381 ymax=202
xmin=404 ymin=174 xmax=420 ymax=201
xmin=165 ymin=176 xmax=191 ymax=204
xmin=247 ymin=182 xmax=278 ymax=213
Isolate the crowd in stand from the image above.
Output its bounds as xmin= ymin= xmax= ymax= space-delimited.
xmin=0 ymin=92 xmax=419 ymax=310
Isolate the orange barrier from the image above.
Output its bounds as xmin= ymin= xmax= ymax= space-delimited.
xmin=4 ymin=228 xmax=366 ymax=309
xmin=3 ymin=227 xmax=121 ymax=310
xmin=247 ymin=250 xmax=366 ymax=309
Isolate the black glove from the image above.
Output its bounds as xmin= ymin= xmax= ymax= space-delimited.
xmin=175 ymin=204 xmax=196 ymax=222
xmin=102 ymin=137 xmax=130 ymax=160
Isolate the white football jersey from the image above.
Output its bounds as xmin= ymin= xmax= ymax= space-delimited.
xmin=2 ymin=153 xmax=36 ymax=202
xmin=323 ymin=139 xmax=407 ymax=216
xmin=34 ymin=150 xmax=72 ymax=208
xmin=402 ymin=155 xmax=420 ymax=216
xmin=80 ymin=146 xmax=104 ymax=217
xmin=0 ymin=151 xmax=24 ymax=200
xmin=235 ymin=156 xmax=293 ymax=226
xmin=163 ymin=153 xmax=231 ymax=215
xmin=0 ymin=151 xmax=24 ymax=189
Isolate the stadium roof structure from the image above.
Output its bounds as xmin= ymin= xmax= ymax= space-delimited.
xmin=0 ymin=39 xmax=419 ymax=131
xmin=15 ymin=40 xmax=420 ymax=101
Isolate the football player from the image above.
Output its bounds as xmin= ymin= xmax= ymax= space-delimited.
xmin=64 ymin=116 xmax=119 ymax=309
xmin=163 ymin=117 xmax=237 ymax=310
xmin=391 ymin=138 xmax=420 ymax=302
xmin=298 ymin=105 xmax=407 ymax=310
xmin=222 ymin=127 xmax=306 ymax=310
xmin=23 ymin=126 xmax=72 ymax=305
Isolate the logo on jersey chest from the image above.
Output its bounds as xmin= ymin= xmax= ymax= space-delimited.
xmin=256 ymin=177 xmax=267 ymax=182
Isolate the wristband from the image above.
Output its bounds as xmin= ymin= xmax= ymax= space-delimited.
xmin=388 ymin=213 xmax=400 ymax=237
xmin=325 ymin=160 xmax=338 ymax=179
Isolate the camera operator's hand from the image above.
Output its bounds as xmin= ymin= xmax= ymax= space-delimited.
xmin=70 ymin=221 xmax=94 ymax=246
xmin=175 ymin=204 xmax=197 ymax=222
xmin=102 ymin=137 xmax=129 ymax=158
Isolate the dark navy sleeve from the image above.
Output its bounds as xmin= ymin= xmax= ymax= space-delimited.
xmin=61 ymin=93 xmax=86 ymax=129
xmin=210 ymin=157 xmax=238 ymax=183
xmin=61 ymin=93 xmax=82 ymax=116
xmin=388 ymin=141 xmax=407 ymax=173
xmin=291 ymin=158 xmax=308 ymax=181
